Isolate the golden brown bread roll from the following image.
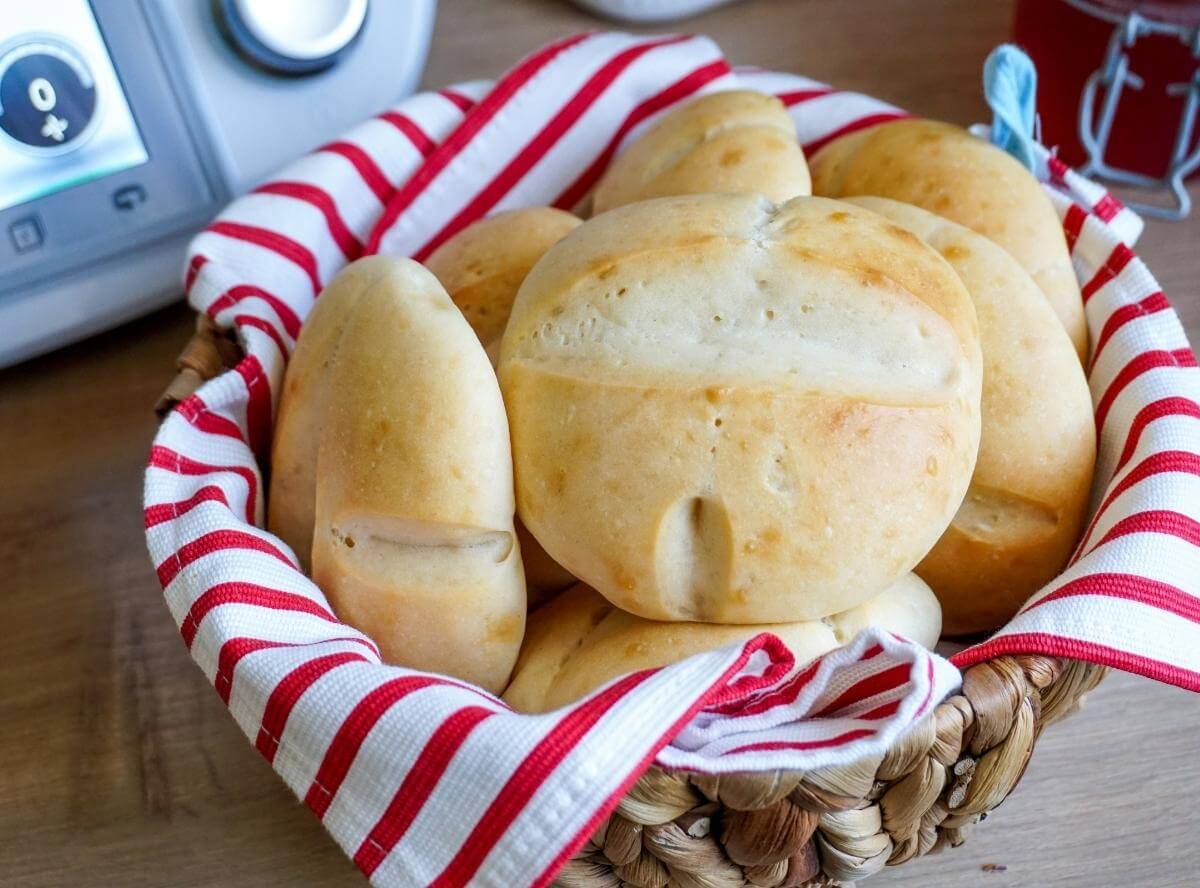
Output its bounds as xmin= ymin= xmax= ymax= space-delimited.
xmin=269 ymin=259 xmax=382 ymax=570
xmin=309 ymin=257 xmax=525 ymax=693
xmin=809 ymin=119 xmax=1087 ymax=361
xmin=592 ymin=90 xmax=811 ymax=215
xmin=499 ymin=193 xmax=982 ymax=624
xmin=423 ymin=207 xmax=582 ymax=603
xmin=847 ymin=197 xmax=1096 ymax=634
xmin=423 ymin=207 xmax=581 ymax=349
xmin=503 ymin=576 xmax=941 ymax=712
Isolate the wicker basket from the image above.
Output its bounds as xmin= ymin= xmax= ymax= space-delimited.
xmin=157 ymin=318 xmax=1108 ymax=887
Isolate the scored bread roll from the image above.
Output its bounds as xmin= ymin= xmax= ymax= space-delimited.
xmin=424 ymin=207 xmax=581 ymax=352
xmin=847 ymin=197 xmax=1096 ymax=634
xmin=310 ymin=257 xmax=525 ymax=693
xmin=424 ymin=207 xmax=583 ymax=603
xmin=269 ymin=259 xmax=385 ymax=570
xmin=503 ymin=576 xmax=941 ymax=713
xmin=809 ymin=119 xmax=1087 ymax=361
xmin=592 ymin=90 xmax=811 ymax=215
xmin=499 ymin=193 xmax=982 ymax=624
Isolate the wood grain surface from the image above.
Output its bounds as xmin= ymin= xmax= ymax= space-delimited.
xmin=1 ymin=1 xmax=1197 ymax=885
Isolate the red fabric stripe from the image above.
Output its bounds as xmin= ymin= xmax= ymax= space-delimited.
xmin=1086 ymin=510 xmax=1200 ymax=557
xmin=206 ymin=283 xmax=302 ymax=339
xmin=147 ymin=445 xmax=258 ymax=525
xmin=1092 ymin=192 xmax=1123 ymax=222
xmin=234 ymin=313 xmax=290 ymax=358
xmin=1115 ymin=396 xmax=1200 ymax=473
xmin=439 ymin=88 xmax=476 ymax=112
xmin=1080 ymin=450 xmax=1200 ymax=550
xmin=184 ymin=253 xmax=208 ymax=292
xmin=1046 ymin=154 xmax=1070 ymax=186
xmin=155 ymin=529 xmax=295 ymax=588
xmin=236 ymin=357 xmax=272 ymax=465
xmin=530 ymin=635 xmax=785 ymax=888
xmin=430 ymin=669 xmax=658 ymax=887
xmin=257 ymin=651 xmax=371 ymax=762
xmin=319 ymin=141 xmax=393 ymax=204
xmin=180 ymin=581 xmax=337 ymax=648
xmin=802 ymin=111 xmax=907 ymax=156
xmin=727 ymin=728 xmax=877 ymax=755
xmin=144 ymin=485 xmax=230 ymax=528
xmin=857 ymin=698 xmax=903 ymax=720
xmin=173 ymin=394 xmax=245 ymax=442
xmin=1062 ymin=203 xmax=1087 ymax=251
xmin=354 ymin=707 xmax=497 ymax=876
xmin=304 ymin=676 xmax=471 ymax=818
xmin=1095 ymin=348 xmax=1198 ymax=434
xmin=1023 ymin=573 xmax=1200 ymax=625
xmin=778 ymin=86 xmax=835 ymax=106
xmin=709 ymin=654 xmax=822 ymax=717
xmin=553 ymin=58 xmax=731 ymax=210
xmin=1081 ymin=242 xmax=1136 ymax=303
xmin=365 ymin=32 xmax=591 ymax=254
xmin=253 ymin=181 xmax=363 ymax=259
xmin=214 ymin=637 xmax=285 ymax=703
xmin=206 ymin=222 xmax=322 ymax=296
xmin=1089 ymin=291 xmax=1170 ymax=369
xmin=814 ymin=663 xmax=911 ymax=717
xmin=951 ymin=632 xmax=1200 ymax=691
xmin=378 ymin=110 xmax=438 ymax=157
xmin=414 ymin=34 xmax=693 ymax=261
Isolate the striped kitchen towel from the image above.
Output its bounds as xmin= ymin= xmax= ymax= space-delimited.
xmin=146 ymin=31 xmax=1200 ymax=886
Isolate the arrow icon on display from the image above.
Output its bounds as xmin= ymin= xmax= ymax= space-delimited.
xmin=41 ymin=112 xmax=68 ymax=142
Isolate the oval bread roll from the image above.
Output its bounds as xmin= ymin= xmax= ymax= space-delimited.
xmin=424 ymin=207 xmax=581 ymax=350
xmin=269 ymin=259 xmax=386 ymax=570
xmin=423 ymin=207 xmax=583 ymax=603
xmin=499 ymin=193 xmax=982 ymax=624
xmin=503 ymin=576 xmax=941 ymax=712
xmin=809 ymin=119 xmax=1087 ymax=361
xmin=592 ymin=90 xmax=811 ymax=215
xmin=311 ymin=257 xmax=525 ymax=693
xmin=847 ymin=197 xmax=1096 ymax=634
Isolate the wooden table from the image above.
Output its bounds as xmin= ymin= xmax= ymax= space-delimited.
xmin=3 ymin=1 xmax=1198 ymax=885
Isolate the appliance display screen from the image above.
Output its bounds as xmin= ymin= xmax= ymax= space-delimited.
xmin=0 ymin=0 xmax=148 ymax=212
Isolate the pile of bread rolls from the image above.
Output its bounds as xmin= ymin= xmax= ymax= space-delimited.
xmin=269 ymin=91 xmax=1096 ymax=706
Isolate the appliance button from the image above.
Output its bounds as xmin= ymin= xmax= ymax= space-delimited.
xmin=9 ymin=215 xmax=44 ymax=253
xmin=0 ymin=39 xmax=97 ymax=154
xmin=112 ymin=183 xmax=148 ymax=212
xmin=216 ymin=0 xmax=368 ymax=76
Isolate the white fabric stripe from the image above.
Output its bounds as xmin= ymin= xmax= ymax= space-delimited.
xmin=481 ymin=43 xmax=732 ymax=220
xmin=1089 ymin=307 xmax=1191 ymax=384
xmin=1080 ymin=472 xmax=1200 ymax=552
xmin=189 ymin=232 xmax=322 ymax=307
xmin=158 ymin=547 xmax=317 ymax=622
xmin=267 ymin=152 xmax=383 ymax=241
xmin=224 ymin=638 xmax=381 ymax=740
xmin=214 ymin=193 xmax=350 ymax=283
xmin=783 ymin=91 xmax=903 ymax=146
xmin=998 ymin=595 xmax=1200 ymax=673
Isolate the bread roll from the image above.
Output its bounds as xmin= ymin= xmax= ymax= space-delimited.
xmin=809 ymin=119 xmax=1087 ymax=360
xmin=503 ymin=576 xmax=941 ymax=712
xmin=847 ymin=197 xmax=1096 ymax=634
xmin=311 ymin=257 xmax=525 ymax=693
xmin=423 ymin=207 xmax=582 ymax=602
xmin=499 ymin=193 xmax=982 ymax=624
xmin=424 ymin=207 xmax=581 ymax=349
xmin=592 ymin=90 xmax=811 ymax=215
xmin=269 ymin=259 xmax=383 ymax=570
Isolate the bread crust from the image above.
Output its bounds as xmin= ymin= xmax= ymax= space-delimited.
xmin=503 ymin=576 xmax=941 ymax=712
xmin=810 ymin=119 xmax=1087 ymax=361
xmin=846 ymin=197 xmax=1095 ymax=634
xmin=592 ymin=90 xmax=811 ymax=214
xmin=500 ymin=193 xmax=982 ymax=624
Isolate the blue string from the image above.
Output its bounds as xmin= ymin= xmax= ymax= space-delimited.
xmin=983 ymin=44 xmax=1039 ymax=171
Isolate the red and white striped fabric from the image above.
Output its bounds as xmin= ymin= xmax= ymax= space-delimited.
xmin=144 ymin=32 xmax=1200 ymax=886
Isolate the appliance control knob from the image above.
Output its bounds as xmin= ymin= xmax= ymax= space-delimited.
xmin=216 ymin=0 xmax=368 ymax=75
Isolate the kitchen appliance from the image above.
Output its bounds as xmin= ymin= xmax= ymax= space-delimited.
xmin=0 ymin=0 xmax=434 ymax=368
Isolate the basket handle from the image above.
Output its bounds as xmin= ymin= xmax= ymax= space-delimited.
xmin=154 ymin=314 xmax=243 ymax=416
